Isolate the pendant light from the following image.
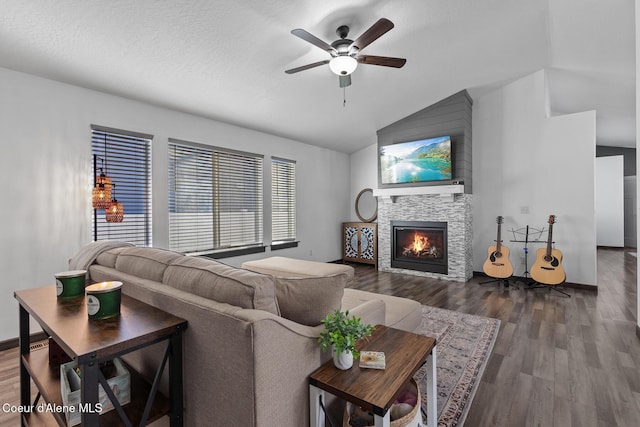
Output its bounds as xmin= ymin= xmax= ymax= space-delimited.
xmin=91 ymin=134 xmax=112 ymax=209
xmin=91 ymin=160 xmax=112 ymax=209
xmin=105 ymin=183 xmax=124 ymax=223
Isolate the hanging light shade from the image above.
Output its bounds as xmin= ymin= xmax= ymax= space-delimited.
xmin=91 ymin=169 xmax=112 ymax=209
xmin=106 ymin=200 xmax=124 ymax=223
xmin=106 ymin=184 xmax=124 ymax=223
xmin=96 ymin=172 xmax=112 ymax=189
xmin=92 ymin=134 xmax=113 ymax=210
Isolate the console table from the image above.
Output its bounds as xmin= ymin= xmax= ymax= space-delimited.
xmin=15 ymin=285 xmax=188 ymax=426
xmin=343 ymin=222 xmax=378 ymax=268
xmin=309 ymin=325 xmax=437 ymax=427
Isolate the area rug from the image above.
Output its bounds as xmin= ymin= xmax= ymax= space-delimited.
xmin=413 ymin=306 xmax=500 ymax=427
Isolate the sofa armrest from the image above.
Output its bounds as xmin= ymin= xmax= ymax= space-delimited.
xmin=342 ymin=298 xmax=385 ymax=327
xmin=234 ymin=298 xmax=385 ymax=335
xmin=233 ymin=308 xmax=325 ymax=337
xmin=232 ymin=299 xmax=385 ymax=427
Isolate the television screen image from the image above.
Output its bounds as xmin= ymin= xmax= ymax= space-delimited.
xmin=380 ymin=136 xmax=452 ymax=184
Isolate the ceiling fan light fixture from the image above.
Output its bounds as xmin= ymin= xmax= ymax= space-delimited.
xmin=329 ymin=56 xmax=358 ymax=76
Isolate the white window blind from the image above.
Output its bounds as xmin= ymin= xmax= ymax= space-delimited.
xmin=169 ymin=139 xmax=264 ymax=254
xmin=91 ymin=126 xmax=152 ymax=246
xmin=271 ymin=157 xmax=296 ymax=243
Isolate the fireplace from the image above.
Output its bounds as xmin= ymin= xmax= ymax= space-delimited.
xmin=377 ymin=191 xmax=471 ymax=282
xmin=391 ymin=220 xmax=448 ymax=274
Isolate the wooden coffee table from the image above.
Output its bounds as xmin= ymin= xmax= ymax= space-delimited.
xmin=309 ymin=325 xmax=437 ymax=427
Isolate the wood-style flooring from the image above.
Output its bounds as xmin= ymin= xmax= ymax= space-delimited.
xmin=347 ymin=247 xmax=640 ymax=427
xmin=0 ymin=248 xmax=637 ymax=426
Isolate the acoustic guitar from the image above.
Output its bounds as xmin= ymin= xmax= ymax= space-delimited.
xmin=531 ymin=215 xmax=566 ymax=285
xmin=483 ymin=216 xmax=513 ymax=279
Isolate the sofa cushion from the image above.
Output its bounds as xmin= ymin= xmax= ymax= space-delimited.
xmin=162 ymin=256 xmax=279 ymax=315
xmin=115 ymin=247 xmax=184 ymax=283
xmin=341 ymin=288 xmax=422 ymax=332
xmin=95 ymin=247 xmax=129 ymax=268
xmin=274 ymin=274 xmax=347 ymax=326
xmin=242 ymin=256 xmax=354 ymax=281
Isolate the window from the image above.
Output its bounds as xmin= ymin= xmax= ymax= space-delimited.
xmin=271 ymin=157 xmax=296 ymax=248
xmin=91 ymin=125 xmax=152 ymax=246
xmin=168 ymin=139 xmax=264 ymax=255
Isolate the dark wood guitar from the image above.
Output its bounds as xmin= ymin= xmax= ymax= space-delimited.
xmin=531 ymin=215 xmax=566 ymax=285
xmin=483 ymin=216 xmax=513 ymax=279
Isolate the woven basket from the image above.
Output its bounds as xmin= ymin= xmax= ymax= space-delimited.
xmin=342 ymin=378 xmax=422 ymax=427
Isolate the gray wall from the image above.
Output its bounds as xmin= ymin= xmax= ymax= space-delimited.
xmin=376 ymin=90 xmax=473 ymax=193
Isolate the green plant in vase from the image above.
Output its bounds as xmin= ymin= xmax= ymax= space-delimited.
xmin=318 ymin=309 xmax=374 ymax=370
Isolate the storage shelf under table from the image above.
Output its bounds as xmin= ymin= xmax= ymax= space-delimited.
xmin=21 ymin=347 xmax=170 ymax=426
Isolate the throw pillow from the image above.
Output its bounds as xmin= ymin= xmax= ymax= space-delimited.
xmin=274 ymin=274 xmax=347 ymax=326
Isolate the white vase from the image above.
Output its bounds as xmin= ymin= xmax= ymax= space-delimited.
xmin=332 ymin=348 xmax=354 ymax=370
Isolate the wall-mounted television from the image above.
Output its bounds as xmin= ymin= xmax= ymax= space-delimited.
xmin=379 ymin=136 xmax=452 ymax=185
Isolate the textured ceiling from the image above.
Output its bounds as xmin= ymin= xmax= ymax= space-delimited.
xmin=0 ymin=0 xmax=634 ymax=152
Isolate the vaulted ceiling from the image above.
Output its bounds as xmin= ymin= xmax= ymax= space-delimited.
xmin=0 ymin=0 xmax=634 ymax=153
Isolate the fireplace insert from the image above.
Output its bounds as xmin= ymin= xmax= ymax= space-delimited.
xmin=391 ymin=220 xmax=448 ymax=274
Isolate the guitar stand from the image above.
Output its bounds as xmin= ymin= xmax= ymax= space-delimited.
xmin=525 ymin=282 xmax=571 ymax=297
xmin=509 ymin=225 xmax=546 ymax=288
xmin=480 ymin=277 xmax=511 ymax=288
xmin=518 ymin=244 xmax=533 ymax=287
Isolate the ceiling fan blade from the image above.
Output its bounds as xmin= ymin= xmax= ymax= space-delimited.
xmin=339 ymin=75 xmax=351 ymax=88
xmin=357 ymin=55 xmax=406 ymax=68
xmin=350 ymin=18 xmax=394 ymax=51
xmin=285 ymin=60 xmax=330 ymax=74
xmin=291 ymin=29 xmax=337 ymax=55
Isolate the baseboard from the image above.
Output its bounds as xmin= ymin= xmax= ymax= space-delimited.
xmin=561 ymin=281 xmax=598 ymax=292
xmin=0 ymin=331 xmax=48 ymax=352
xmin=472 ymin=271 xmax=598 ymax=292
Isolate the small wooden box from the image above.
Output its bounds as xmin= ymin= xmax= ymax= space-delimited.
xmin=60 ymin=358 xmax=131 ymax=426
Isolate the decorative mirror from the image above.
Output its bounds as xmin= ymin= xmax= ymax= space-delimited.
xmin=355 ymin=188 xmax=378 ymax=222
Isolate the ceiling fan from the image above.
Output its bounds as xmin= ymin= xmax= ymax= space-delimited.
xmin=285 ymin=18 xmax=406 ymax=88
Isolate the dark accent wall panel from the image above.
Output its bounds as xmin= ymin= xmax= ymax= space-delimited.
xmin=377 ymin=90 xmax=473 ymax=193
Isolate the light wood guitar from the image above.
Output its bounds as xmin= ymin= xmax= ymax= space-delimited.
xmin=483 ymin=216 xmax=513 ymax=279
xmin=531 ymin=215 xmax=566 ymax=285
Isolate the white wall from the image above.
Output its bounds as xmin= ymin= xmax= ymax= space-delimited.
xmin=349 ymin=143 xmax=378 ymax=221
xmin=473 ymin=70 xmax=597 ymax=286
xmin=596 ymin=156 xmax=625 ymax=246
xmin=349 ymin=70 xmax=597 ymax=286
xmin=0 ymin=66 xmax=351 ymax=341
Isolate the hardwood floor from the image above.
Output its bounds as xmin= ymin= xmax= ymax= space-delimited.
xmin=0 ymin=248 xmax=637 ymax=426
xmin=0 ymin=345 xmax=21 ymax=426
xmin=347 ymin=247 xmax=640 ymax=427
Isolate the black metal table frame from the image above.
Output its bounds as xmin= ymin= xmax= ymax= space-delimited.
xmin=19 ymin=303 xmax=185 ymax=427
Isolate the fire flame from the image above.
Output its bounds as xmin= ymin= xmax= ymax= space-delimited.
xmin=412 ymin=233 xmax=429 ymax=253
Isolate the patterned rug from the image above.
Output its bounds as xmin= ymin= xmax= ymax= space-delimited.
xmin=413 ymin=306 xmax=500 ymax=427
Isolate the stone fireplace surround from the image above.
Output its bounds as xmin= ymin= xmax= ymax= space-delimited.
xmin=374 ymin=186 xmax=473 ymax=282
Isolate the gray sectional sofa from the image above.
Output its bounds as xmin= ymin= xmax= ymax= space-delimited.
xmin=72 ymin=243 xmax=421 ymax=427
